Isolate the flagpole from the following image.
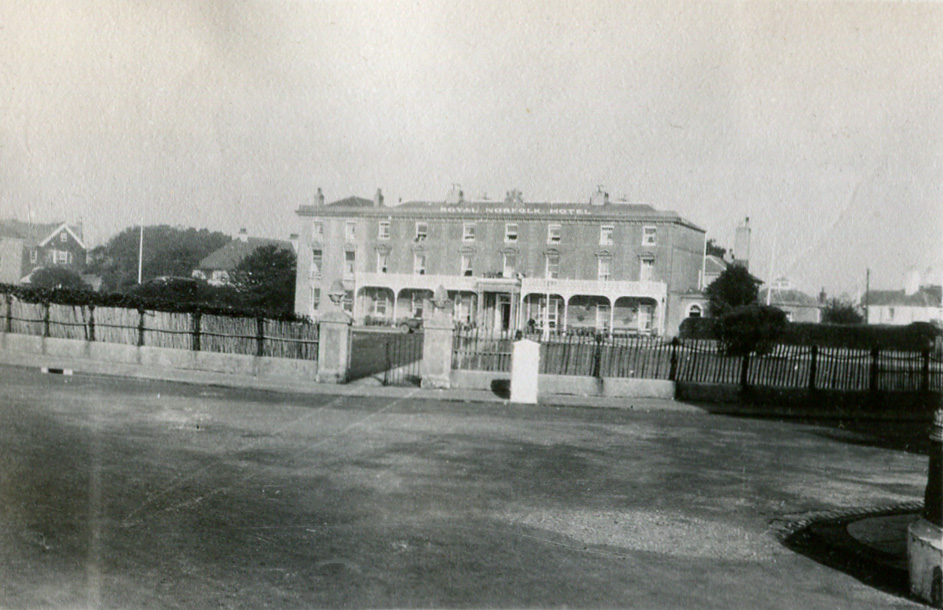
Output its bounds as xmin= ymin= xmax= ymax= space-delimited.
xmin=137 ymin=218 xmax=144 ymax=284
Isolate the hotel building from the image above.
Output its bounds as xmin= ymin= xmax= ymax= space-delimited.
xmin=294 ymin=187 xmax=708 ymax=336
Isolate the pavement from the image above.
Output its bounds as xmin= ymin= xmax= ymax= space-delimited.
xmin=0 ymin=346 xmax=930 ymax=604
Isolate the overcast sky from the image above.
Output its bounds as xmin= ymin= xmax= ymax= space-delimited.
xmin=2 ymin=1 xmax=941 ymax=294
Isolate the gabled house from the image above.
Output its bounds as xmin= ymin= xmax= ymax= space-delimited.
xmin=0 ymin=219 xmax=87 ymax=284
xmin=864 ymin=287 xmax=942 ymax=325
xmin=192 ymin=228 xmax=294 ymax=286
xmin=862 ymin=270 xmax=943 ymax=326
xmin=759 ymin=277 xmax=822 ymax=323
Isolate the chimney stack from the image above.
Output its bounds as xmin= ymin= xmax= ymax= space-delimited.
xmin=315 ymin=187 xmax=325 ymax=207
xmin=905 ymin=269 xmax=921 ymax=296
xmin=446 ymin=184 xmax=464 ymax=205
xmin=374 ymin=188 xmax=384 ymax=208
xmin=590 ymin=186 xmax=609 ymax=206
xmin=732 ymin=217 xmax=751 ymax=271
xmin=504 ymin=189 xmax=524 ymax=206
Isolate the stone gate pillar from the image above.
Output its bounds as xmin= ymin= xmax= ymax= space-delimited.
xmin=421 ymin=286 xmax=454 ymax=390
xmin=317 ymin=281 xmax=352 ymax=384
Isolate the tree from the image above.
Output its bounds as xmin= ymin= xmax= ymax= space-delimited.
xmin=821 ymin=298 xmax=864 ymax=325
xmin=88 ymin=225 xmax=231 ymax=293
xmin=705 ymin=238 xmax=727 ymax=258
xmin=232 ymin=245 xmax=297 ymax=314
xmin=29 ymin=267 xmax=89 ymax=291
xmin=704 ymin=265 xmax=761 ymax=317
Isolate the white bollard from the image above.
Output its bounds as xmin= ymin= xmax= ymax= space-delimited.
xmin=510 ymin=338 xmax=539 ymax=404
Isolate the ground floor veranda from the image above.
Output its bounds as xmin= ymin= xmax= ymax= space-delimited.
xmin=349 ymin=273 xmax=669 ymax=335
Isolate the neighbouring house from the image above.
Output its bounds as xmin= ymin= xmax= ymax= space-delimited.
xmin=758 ymin=277 xmax=822 ymax=323
xmin=294 ymin=185 xmax=709 ymax=335
xmin=0 ymin=219 xmax=87 ymax=284
xmin=701 ymin=254 xmax=728 ymax=291
xmin=192 ymin=228 xmax=294 ymax=286
xmin=863 ymin=270 xmax=943 ymax=326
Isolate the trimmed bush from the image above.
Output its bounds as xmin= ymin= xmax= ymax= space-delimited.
xmin=716 ymin=304 xmax=788 ymax=356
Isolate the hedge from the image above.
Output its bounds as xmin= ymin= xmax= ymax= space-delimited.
xmin=679 ymin=315 xmax=941 ymax=351
xmin=0 ymin=283 xmax=308 ymax=323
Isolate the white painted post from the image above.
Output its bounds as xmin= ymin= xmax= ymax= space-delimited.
xmin=510 ymin=338 xmax=539 ymax=404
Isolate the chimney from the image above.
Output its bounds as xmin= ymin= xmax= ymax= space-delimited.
xmin=590 ymin=186 xmax=609 ymax=206
xmin=374 ymin=188 xmax=384 ymax=208
xmin=236 ymin=228 xmax=249 ymax=242
xmin=905 ymin=268 xmax=921 ymax=296
xmin=289 ymin=232 xmax=299 ymax=253
xmin=315 ymin=187 xmax=325 ymax=207
xmin=732 ymin=217 xmax=751 ymax=271
xmin=446 ymin=184 xmax=464 ymax=205
xmin=504 ymin=189 xmax=523 ymax=206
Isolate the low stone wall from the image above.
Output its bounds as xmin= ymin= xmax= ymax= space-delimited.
xmin=0 ymin=333 xmax=318 ymax=380
xmin=450 ymin=370 xmax=675 ymax=400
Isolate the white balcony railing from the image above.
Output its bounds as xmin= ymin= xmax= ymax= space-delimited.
xmin=521 ymin=277 xmax=666 ymax=300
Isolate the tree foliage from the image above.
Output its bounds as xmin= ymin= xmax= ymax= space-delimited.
xmin=704 ymin=265 xmax=761 ymax=317
xmin=821 ymin=298 xmax=864 ymax=325
xmin=28 ymin=267 xmax=89 ymax=291
xmin=87 ymin=225 xmax=231 ymax=292
xmin=705 ymin=238 xmax=727 ymax=258
xmin=232 ymin=245 xmax=297 ymax=315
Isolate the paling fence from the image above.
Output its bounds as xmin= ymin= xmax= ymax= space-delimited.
xmin=2 ymin=296 xmax=319 ymax=362
xmin=452 ymin=328 xmax=943 ymax=392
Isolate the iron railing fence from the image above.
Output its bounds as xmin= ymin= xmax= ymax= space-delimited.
xmin=451 ymin=328 xmax=943 ymax=392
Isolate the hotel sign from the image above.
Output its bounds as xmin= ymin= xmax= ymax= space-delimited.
xmin=438 ymin=206 xmax=593 ymax=216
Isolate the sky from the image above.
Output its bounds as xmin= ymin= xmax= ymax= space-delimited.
xmin=1 ymin=0 xmax=941 ymax=295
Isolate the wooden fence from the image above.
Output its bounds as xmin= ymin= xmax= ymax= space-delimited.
xmin=2 ymin=295 xmax=319 ymax=361
xmin=452 ymin=329 xmax=943 ymax=393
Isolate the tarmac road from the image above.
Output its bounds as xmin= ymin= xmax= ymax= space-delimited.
xmin=0 ymin=365 xmax=930 ymax=608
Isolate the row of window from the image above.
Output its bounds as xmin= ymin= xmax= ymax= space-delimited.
xmin=313 ymin=220 xmax=657 ymax=247
xmin=310 ymin=248 xmax=656 ymax=281
xmin=28 ymin=249 xmax=72 ymax=265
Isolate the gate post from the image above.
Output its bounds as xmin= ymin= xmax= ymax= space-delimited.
xmin=421 ymin=286 xmax=453 ymax=389
xmin=317 ymin=281 xmax=352 ymax=383
xmin=907 ymin=408 xmax=943 ymax=605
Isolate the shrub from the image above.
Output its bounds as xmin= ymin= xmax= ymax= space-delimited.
xmin=716 ymin=304 xmax=788 ymax=356
xmin=678 ymin=316 xmax=717 ymax=340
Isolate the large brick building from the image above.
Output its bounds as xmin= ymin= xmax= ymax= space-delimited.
xmin=294 ymin=187 xmax=708 ymax=336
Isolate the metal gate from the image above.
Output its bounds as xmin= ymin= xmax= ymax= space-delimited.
xmin=348 ymin=329 xmax=424 ymax=386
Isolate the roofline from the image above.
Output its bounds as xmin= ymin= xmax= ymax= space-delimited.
xmin=37 ymin=222 xmax=86 ymax=250
xmin=296 ymin=203 xmax=705 ymax=232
